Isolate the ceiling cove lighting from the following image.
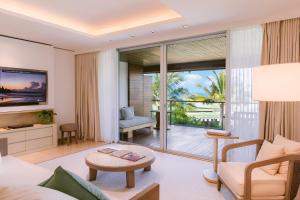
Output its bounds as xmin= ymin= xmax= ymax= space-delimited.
xmin=0 ymin=4 xmax=181 ymax=37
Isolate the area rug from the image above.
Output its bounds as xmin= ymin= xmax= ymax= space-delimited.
xmin=39 ymin=144 xmax=225 ymax=200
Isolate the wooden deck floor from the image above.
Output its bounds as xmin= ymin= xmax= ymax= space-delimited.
xmin=121 ymin=125 xmax=225 ymax=158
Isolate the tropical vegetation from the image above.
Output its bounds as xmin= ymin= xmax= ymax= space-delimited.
xmin=151 ymin=70 xmax=225 ymax=129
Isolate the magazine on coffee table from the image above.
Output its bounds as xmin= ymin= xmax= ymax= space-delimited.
xmin=97 ymin=148 xmax=117 ymax=154
xmin=122 ymin=153 xmax=145 ymax=162
xmin=97 ymin=148 xmax=145 ymax=162
xmin=111 ymin=150 xmax=132 ymax=158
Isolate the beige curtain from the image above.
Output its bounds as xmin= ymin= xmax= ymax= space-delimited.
xmin=260 ymin=18 xmax=300 ymax=141
xmin=75 ymin=53 xmax=100 ymax=141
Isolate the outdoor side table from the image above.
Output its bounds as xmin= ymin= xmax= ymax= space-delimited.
xmin=203 ymin=129 xmax=239 ymax=184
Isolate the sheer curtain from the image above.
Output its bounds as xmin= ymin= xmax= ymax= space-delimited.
xmin=98 ymin=49 xmax=119 ymax=143
xmin=226 ymin=26 xmax=263 ymax=161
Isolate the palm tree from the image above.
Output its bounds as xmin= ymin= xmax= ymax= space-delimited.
xmin=152 ymin=72 xmax=190 ymax=125
xmin=197 ymin=70 xmax=225 ymax=102
xmin=152 ymin=72 xmax=189 ymax=100
xmin=195 ymin=70 xmax=226 ymax=128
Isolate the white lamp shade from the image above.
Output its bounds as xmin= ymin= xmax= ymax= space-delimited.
xmin=253 ymin=63 xmax=300 ymax=102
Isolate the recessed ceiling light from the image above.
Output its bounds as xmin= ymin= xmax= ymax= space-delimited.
xmin=182 ymin=25 xmax=189 ymax=29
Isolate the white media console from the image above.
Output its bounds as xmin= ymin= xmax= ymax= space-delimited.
xmin=0 ymin=109 xmax=58 ymax=155
xmin=0 ymin=124 xmax=58 ymax=155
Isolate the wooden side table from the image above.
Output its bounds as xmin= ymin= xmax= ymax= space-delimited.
xmin=203 ymin=129 xmax=239 ymax=184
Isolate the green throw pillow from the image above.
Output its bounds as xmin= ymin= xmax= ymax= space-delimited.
xmin=39 ymin=166 xmax=110 ymax=200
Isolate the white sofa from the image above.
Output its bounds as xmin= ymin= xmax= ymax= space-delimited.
xmin=0 ymin=138 xmax=159 ymax=200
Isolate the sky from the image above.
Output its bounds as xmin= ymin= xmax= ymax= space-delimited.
xmin=0 ymin=70 xmax=46 ymax=90
xmin=175 ymin=69 xmax=224 ymax=97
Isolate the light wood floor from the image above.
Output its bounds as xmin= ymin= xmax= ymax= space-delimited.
xmin=18 ymin=126 xmax=225 ymax=164
xmin=121 ymin=125 xmax=225 ymax=159
xmin=18 ymin=140 xmax=104 ymax=164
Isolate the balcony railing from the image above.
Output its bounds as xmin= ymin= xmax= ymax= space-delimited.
xmin=151 ymin=99 xmax=225 ymax=129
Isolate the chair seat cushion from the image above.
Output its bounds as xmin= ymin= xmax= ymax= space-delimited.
xmin=218 ymin=162 xmax=286 ymax=197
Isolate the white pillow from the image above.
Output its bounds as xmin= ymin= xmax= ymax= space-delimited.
xmin=256 ymin=140 xmax=284 ymax=175
xmin=0 ymin=185 xmax=77 ymax=200
xmin=273 ymin=135 xmax=300 ymax=174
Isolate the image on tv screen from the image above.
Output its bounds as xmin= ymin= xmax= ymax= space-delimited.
xmin=0 ymin=68 xmax=47 ymax=106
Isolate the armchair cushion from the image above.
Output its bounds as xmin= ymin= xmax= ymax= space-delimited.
xmin=256 ymin=141 xmax=284 ymax=175
xmin=218 ymin=162 xmax=286 ymax=197
xmin=273 ymin=135 xmax=300 ymax=174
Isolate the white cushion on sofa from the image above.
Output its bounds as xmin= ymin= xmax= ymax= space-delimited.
xmin=0 ymin=185 xmax=77 ymax=200
xmin=273 ymin=134 xmax=300 ymax=174
xmin=218 ymin=162 xmax=286 ymax=198
xmin=256 ymin=140 xmax=284 ymax=175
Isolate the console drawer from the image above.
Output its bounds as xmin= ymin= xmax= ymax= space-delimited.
xmin=0 ymin=131 xmax=26 ymax=144
xmin=8 ymin=142 xmax=26 ymax=154
xmin=26 ymin=127 xmax=52 ymax=140
xmin=26 ymin=137 xmax=53 ymax=150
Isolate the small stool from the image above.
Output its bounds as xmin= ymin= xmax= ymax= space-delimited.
xmin=60 ymin=123 xmax=78 ymax=145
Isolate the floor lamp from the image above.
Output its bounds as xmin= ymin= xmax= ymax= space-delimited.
xmin=253 ymin=63 xmax=300 ymax=102
xmin=253 ymin=62 xmax=300 ymax=199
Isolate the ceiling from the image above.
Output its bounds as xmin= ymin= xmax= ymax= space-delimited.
xmin=120 ymin=35 xmax=226 ymax=66
xmin=0 ymin=0 xmax=299 ymax=52
xmin=0 ymin=0 xmax=180 ymax=36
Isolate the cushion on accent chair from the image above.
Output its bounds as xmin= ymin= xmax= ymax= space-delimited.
xmin=273 ymin=135 xmax=300 ymax=174
xmin=120 ymin=107 xmax=135 ymax=120
xmin=39 ymin=166 xmax=109 ymax=200
xmin=218 ymin=162 xmax=286 ymax=198
xmin=256 ymin=140 xmax=284 ymax=175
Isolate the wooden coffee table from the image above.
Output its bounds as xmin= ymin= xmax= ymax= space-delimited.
xmin=85 ymin=144 xmax=155 ymax=188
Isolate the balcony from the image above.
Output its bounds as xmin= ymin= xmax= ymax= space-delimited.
xmin=122 ymin=100 xmax=225 ymax=158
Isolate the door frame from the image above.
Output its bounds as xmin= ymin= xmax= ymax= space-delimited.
xmin=118 ymin=31 xmax=226 ymax=159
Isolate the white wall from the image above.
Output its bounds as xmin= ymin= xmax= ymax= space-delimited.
xmin=54 ymin=49 xmax=75 ymax=126
xmin=0 ymin=36 xmax=54 ymax=112
xmin=0 ymin=36 xmax=75 ymax=129
xmin=119 ymin=61 xmax=128 ymax=108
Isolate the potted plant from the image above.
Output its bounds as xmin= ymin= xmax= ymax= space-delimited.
xmin=37 ymin=110 xmax=56 ymax=124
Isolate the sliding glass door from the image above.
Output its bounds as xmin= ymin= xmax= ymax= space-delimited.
xmin=118 ymin=33 xmax=227 ymax=158
xmin=165 ymin=34 xmax=226 ymax=158
xmin=119 ymin=45 xmax=161 ymax=149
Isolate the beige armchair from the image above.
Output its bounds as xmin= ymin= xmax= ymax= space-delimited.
xmin=217 ymin=139 xmax=300 ymax=200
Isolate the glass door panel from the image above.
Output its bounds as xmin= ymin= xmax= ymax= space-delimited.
xmin=119 ymin=46 xmax=161 ymax=149
xmin=166 ymin=35 xmax=226 ymax=158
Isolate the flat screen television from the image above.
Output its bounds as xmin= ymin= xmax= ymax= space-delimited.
xmin=0 ymin=67 xmax=47 ymax=107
